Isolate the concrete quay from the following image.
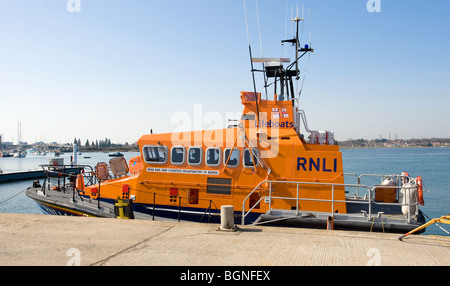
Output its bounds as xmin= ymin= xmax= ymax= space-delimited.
xmin=0 ymin=213 xmax=449 ymax=266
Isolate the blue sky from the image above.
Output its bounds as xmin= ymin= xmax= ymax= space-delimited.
xmin=0 ymin=0 xmax=449 ymax=144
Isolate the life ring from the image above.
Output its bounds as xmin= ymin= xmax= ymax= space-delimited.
xmin=416 ymin=176 xmax=424 ymax=206
xmin=76 ymin=174 xmax=85 ymax=192
xmin=401 ymin=171 xmax=410 ymax=185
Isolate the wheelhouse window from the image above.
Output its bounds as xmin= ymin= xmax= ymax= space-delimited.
xmin=171 ymin=146 xmax=185 ymax=165
xmin=244 ymin=148 xmax=259 ymax=168
xmin=188 ymin=147 xmax=202 ymax=166
xmin=224 ymin=148 xmax=240 ymax=168
xmin=206 ymin=147 xmax=221 ymax=167
xmin=143 ymin=145 xmax=168 ymax=164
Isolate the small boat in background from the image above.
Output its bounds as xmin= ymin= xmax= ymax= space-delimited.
xmin=108 ymin=152 xmax=123 ymax=157
xmin=1 ymin=152 xmax=12 ymax=157
xmin=13 ymin=150 xmax=26 ymax=158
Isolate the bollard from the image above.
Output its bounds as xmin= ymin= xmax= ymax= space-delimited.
xmin=327 ymin=216 xmax=334 ymax=230
xmin=114 ymin=197 xmax=134 ymax=219
xmin=217 ymin=205 xmax=238 ymax=231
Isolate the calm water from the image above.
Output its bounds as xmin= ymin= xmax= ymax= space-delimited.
xmin=0 ymin=148 xmax=449 ymax=235
xmin=341 ymin=147 xmax=450 ymax=235
xmin=0 ymin=151 xmax=140 ymax=214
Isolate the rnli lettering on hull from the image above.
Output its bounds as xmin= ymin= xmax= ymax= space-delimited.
xmin=147 ymin=167 xmax=219 ymax=175
xmin=297 ymin=157 xmax=338 ymax=172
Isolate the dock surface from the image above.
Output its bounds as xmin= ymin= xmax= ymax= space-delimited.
xmin=0 ymin=170 xmax=45 ymax=182
xmin=0 ymin=213 xmax=449 ymax=266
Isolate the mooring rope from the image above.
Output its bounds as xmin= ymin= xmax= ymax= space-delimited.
xmin=421 ymin=211 xmax=450 ymax=247
xmin=0 ymin=188 xmax=27 ymax=205
xmin=429 ymin=235 xmax=450 ymax=248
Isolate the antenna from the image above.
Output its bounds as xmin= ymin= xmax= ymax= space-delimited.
xmin=255 ymin=0 xmax=263 ymax=57
xmin=290 ymin=6 xmax=293 ymax=35
xmin=302 ymin=5 xmax=304 ymax=34
xmin=255 ymin=0 xmax=268 ymax=99
xmin=292 ymin=5 xmax=302 ymax=76
xmin=298 ymin=6 xmax=313 ymax=100
xmin=285 ymin=0 xmax=288 ymax=57
xmin=246 ymin=1 xmax=314 ymax=103
xmin=243 ymin=0 xmax=261 ymax=128
xmin=308 ymin=6 xmax=311 ymax=47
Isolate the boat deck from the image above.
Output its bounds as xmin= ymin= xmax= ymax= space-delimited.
xmin=26 ymin=183 xmax=425 ymax=234
xmin=256 ymin=207 xmax=424 ymax=233
xmin=26 ymin=185 xmax=157 ymax=220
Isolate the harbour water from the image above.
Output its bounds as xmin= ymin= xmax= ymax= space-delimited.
xmin=341 ymin=147 xmax=450 ymax=236
xmin=0 ymin=148 xmax=448 ymax=236
xmin=0 ymin=151 xmax=139 ymax=215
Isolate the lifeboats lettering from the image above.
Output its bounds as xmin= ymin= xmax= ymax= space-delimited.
xmin=297 ymin=157 xmax=338 ymax=172
xmin=255 ymin=119 xmax=294 ymax=128
xmin=147 ymin=167 xmax=219 ymax=175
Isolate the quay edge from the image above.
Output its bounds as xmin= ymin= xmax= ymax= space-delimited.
xmin=0 ymin=213 xmax=449 ymax=267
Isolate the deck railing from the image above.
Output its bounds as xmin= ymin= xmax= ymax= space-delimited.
xmin=40 ymin=164 xmax=94 ymax=202
xmin=241 ymin=175 xmax=419 ymax=226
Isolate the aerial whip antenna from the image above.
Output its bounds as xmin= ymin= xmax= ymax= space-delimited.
xmin=293 ymin=4 xmax=301 ymax=77
xmin=298 ymin=6 xmax=312 ymax=100
xmin=284 ymin=0 xmax=288 ymax=57
xmin=302 ymin=5 xmax=304 ymax=34
xmin=291 ymin=6 xmax=294 ymax=36
xmin=255 ymin=0 xmax=268 ymax=99
xmin=308 ymin=6 xmax=311 ymax=47
xmin=243 ymin=0 xmax=261 ymax=129
xmin=255 ymin=0 xmax=263 ymax=58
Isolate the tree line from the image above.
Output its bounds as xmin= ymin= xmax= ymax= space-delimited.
xmin=72 ymin=138 xmax=138 ymax=152
xmin=74 ymin=138 xmax=113 ymax=148
xmin=338 ymin=137 xmax=450 ymax=148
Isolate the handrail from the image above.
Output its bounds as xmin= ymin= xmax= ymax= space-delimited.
xmin=40 ymin=164 xmax=94 ymax=203
xmin=298 ymin=110 xmax=315 ymax=133
xmin=241 ymin=178 xmax=419 ymax=226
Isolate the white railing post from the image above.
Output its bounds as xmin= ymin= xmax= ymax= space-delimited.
xmin=269 ymin=181 xmax=272 ymax=215
xmin=331 ymin=185 xmax=335 ymax=217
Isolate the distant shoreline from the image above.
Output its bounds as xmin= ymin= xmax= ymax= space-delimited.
xmin=339 ymin=145 xmax=449 ymax=149
xmin=337 ymin=138 xmax=450 ymax=149
xmin=2 ymin=138 xmax=449 ymax=153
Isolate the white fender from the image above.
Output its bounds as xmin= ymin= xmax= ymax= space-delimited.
xmin=401 ymin=182 xmax=417 ymax=217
